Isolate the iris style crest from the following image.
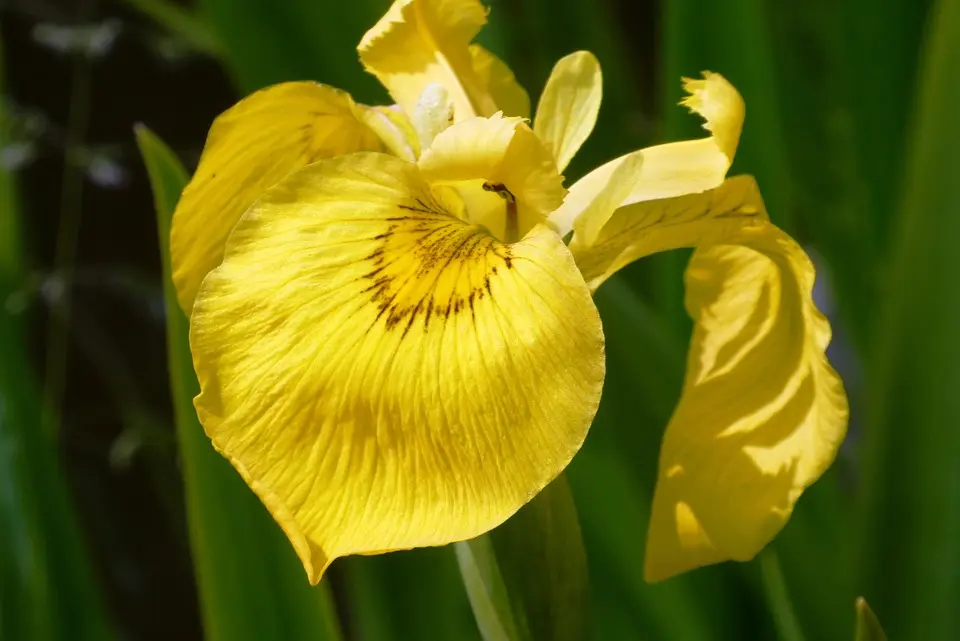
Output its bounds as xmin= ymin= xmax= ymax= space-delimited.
xmin=171 ymin=0 xmax=848 ymax=585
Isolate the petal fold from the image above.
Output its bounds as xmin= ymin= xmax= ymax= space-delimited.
xmin=189 ymin=152 xmax=605 ymax=583
xmin=551 ymin=72 xmax=744 ymax=238
xmin=358 ymin=0 xmax=527 ymax=121
xmin=533 ymin=51 xmax=602 ymax=173
xmin=570 ymin=175 xmax=766 ymax=290
xmin=644 ymin=224 xmax=848 ymax=581
xmin=170 ymin=82 xmax=384 ymax=311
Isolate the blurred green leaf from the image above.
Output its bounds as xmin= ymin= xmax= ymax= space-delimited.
xmin=763 ymin=0 xmax=875 ymax=349
xmin=121 ymin=0 xmax=222 ymax=56
xmin=759 ymin=549 xmax=806 ymax=641
xmin=854 ymin=598 xmax=886 ymax=641
xmin=0 ymin=39 xmax=114 ymax=641
xmin=842 ymin=0 xmax=931 ymax=252
xmin=857 ymin=0 xmax=960 ymax=638
xmin=196 ymin=0 xmax=385 ymax=98
xmin=135 ymin=125 xmax=343 ymax=641
xmin=456 ymin=475 xmax=589 ymax=641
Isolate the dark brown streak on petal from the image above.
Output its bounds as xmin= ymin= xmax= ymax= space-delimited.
xmin=357 ymin=202 xmax=514 ymax=340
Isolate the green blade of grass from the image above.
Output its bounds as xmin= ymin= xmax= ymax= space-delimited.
xmin=857 ymin=0 xmax=960 ymax=638
xmin=0 ymin=38 xmax=114 ymax=641
xmin=135 ymin=125 xmax=343 ymax=641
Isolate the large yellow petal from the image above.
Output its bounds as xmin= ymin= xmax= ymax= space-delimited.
xmin=549 ymin=72 xmax=744 ymax=238
xmin=533 ymin=51 xmax=602 ymax=173
xmin=570 ymin=175 xmax=766 ymax=290
xmin=418 ymin=114 xmax=565 ymax=240
xmin=170 ymin=82 xmax=385 ymax=312
xmin=358 ymin=0 xmax=527 ymax=121
xmin=189 ymin=152 xmax=605 ymax=584
xmin=644 ymin=224 xmax=848 ymax=582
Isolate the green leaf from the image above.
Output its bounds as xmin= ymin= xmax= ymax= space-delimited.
xmin=854 ymin=598 xmax=887 ymax=641
xmin=196 ymin=0 xmax=385 ymax=98
xmin=0 ymin=39 xmax=114 ymax=641
xmin=857 ymin=0 xmax=960 ymax=638
xmin=135 ymin=125 xmax=343 ymax=641
xmin=456 ymin=475 xmax=589 ymax=641
xmin=121 ymin=0 xmax=222 ymax=56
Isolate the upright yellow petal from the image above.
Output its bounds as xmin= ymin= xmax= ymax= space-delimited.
xmin=419 ymin=114 xmax=565 ymax=240
xmin=412 ymin=83 xmax=455 ymax=149
xmin=469 ymin=45 xmax=531 ymax=119
xmin=533 ymin=51 xmax=602 ymax=173
xmin=358 ymin=0 xmax=527 ymax=121
xmin=190 ymin=153 xmax=604 ymax=584
xmin=644 ymin=225 xmax=848 ymax=582
xmin=570 ymin=175 xmax=766 ymax=290
xmin=170 ymin=82 xmax=385 ymax=311
xmin=550 ymin=72 xmax=743 ymax=238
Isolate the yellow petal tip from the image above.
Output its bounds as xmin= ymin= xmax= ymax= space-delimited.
xmin=678 ymin=71 xmax=744 ymax=160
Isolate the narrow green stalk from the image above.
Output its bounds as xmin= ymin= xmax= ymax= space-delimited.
xmin=43 ymin=1 xmax=96 ymax=437
xmin=760 ymin=548 xmax=806 ymax=641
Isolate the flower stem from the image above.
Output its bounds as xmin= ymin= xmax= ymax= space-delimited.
xmin=760 ymin=546 xmax=806 ymax=641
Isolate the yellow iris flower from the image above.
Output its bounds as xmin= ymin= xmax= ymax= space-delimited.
xmin=171 ymin=0 xmax=848 ymax=585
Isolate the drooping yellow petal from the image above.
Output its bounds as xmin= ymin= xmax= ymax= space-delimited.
xmin=418 ymin=114 xmax=565 ymax=240
xmin=358 ymin=0 xmax=527 ymax=121
xmin=549 ymin=72 xmax=744 ymax=238
xmin=570 ymin=175 xmax=766 ymax=290
xmin=533 ymin=51 xmax=602 ymax=173
xmin=644 ymin=224 xmax=848 ymax=582
xmin=170 ymin=82 xmax=385 ymax=311
xmin=189 ymin=152 xmax=605 ymax=584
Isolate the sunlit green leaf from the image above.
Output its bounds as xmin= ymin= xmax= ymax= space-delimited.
xmin=135 ymin=125 xmax=343 ymax=641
